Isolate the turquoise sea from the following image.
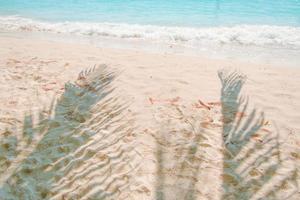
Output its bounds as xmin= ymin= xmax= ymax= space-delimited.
xmin=0 ymin=0 xmax=300 ymax=53
xmin=1 ymin=0 xmax=300 ymax=26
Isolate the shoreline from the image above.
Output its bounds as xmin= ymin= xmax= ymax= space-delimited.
xmin=1 ymin=30 xmax=300 ymax=69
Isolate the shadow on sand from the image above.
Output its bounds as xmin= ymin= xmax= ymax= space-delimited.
xmin=154 ymin=70 xmax=299 ymax=200
xmin=219 ymin=70 xmax=299 ymax=199
xmin=0 ymin=65 xmax=138 ymax=199
xmin=155 ymin=122 xmax=204 ymax=200
xmin=154 ymin=97 xmax=211 ymax=200
xmin=0 ymin=66 xmax=298 ymax=200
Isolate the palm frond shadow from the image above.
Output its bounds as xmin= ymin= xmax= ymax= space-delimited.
xmin=0 ymin=65 xmax=139 ymax=199
xmin=219 ymin=70 xmax=299 ymax=200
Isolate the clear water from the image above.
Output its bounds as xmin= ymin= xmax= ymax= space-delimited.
xmin=0 ymin=0 xmax=300 ymax=27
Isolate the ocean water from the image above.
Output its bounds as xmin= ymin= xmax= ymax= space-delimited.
xmin=0 ymin=0 xmax=300 ymax=57
xmin=1 ymin=0 xmax=300 ymax=26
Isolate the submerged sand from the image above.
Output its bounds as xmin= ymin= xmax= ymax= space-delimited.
xmin=0 ymin=35 xmax=299 ymax=199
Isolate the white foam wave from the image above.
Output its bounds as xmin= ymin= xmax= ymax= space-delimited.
xmin=1 ymin=16 xmax=300 ymax=48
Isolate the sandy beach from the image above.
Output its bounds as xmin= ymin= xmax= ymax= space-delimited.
xmin=0 ymin=34 xmax=299 ymax=199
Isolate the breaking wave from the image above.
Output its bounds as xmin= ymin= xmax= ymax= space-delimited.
xmin=1 ymin=16 xmax=300 ymax=48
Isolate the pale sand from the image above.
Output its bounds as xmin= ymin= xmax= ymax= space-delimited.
xmin=0 ymin=35 xmax=299 ymax=199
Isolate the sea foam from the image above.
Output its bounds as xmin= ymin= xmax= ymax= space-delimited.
xmin=1 ymin=16 xmax=300 ymax=49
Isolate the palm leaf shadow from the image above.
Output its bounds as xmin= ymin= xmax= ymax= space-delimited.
xmin=0 ymin=65 xmax=138 ymax=199
xmin=219 ymin=70 xmax=299 ymax=200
